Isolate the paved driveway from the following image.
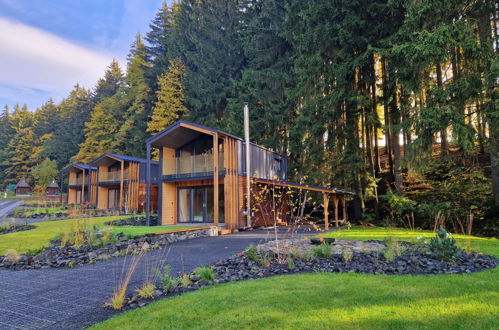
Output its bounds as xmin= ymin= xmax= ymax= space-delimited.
xmin=0 ymin=201 xmax=22 ymax=219
xmin=0 ymin=228 xmax=307 ymax=329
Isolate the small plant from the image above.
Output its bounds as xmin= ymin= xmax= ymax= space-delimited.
xmin=109 ymin=292 xmax=125 ymax=310
xmin=101 ymin=229 xmax=113 ymax=246
xmin=341 ymin=246 xmax=353 ymax=262
xmin=136 ymin=282 xmax=157 ymax=300
xmin=180 ymin=273 xmax=191 ymax=287
xmin=60 ymin=232 xmax=69 ymax=248
xmin=5 ymin=249 xmax=20 ymax=263
xmin=194 ymin=266 xmax=216 ymax=281
xmin=428 ymin=226 xmax=460 ymax=262
xmin=244 ymin=244 xmax=259 ymax=261
xmin=67 ymin=261 xmax=75 ymax=268
xmin=312 ymin=243 xmax=333 ymax=258
xmin=286 ymin=255 xmax=296 ymax=270
xmin=26 ymin=247 xmax=45 ymax=256
xmin=383 ymin=236 xmax=402 ymax=262
xmin=154 ymin=265 xmax=175 ymax=291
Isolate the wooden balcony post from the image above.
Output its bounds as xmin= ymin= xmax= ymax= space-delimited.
xmin=146 ymin=143 xmax=151 ymax=226
xmin=213 ymin=133 xmax=219 ymax=225
xmin=119 ymin=160 xmax=124 ymax=212
xmin=82 ymin=170 xmax=85 ymax=203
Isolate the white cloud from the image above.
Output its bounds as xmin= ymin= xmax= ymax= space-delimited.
xmin=0 ymin=17 xmax=115 ymax=103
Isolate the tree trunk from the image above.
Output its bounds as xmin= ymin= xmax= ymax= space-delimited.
xmin=436 ymin=62 xmax=449 ymax=155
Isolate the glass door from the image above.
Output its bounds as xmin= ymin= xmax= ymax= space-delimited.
xmin=178 ymin=186 xmax=219 ymax=223
xmin=192 ymin=188 xmax=205 ymax=222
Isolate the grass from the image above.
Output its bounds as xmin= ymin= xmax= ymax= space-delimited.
xmin=92 ymin=227 xmax=499 ymax=330
xmin=0 ymin=216 xmax=201 ymax=255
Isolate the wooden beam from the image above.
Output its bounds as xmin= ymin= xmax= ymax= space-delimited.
xmin=323 ymin=193 xmax=329 ymax=231
xmin=254 ymin=178 xmax=338 ymax=194
xmin=119 ymin=160 xmax=124 ymax=212
xmin=179 ymin=122 xmax=216 ymax=136
xmin=333 ymin=195 xmax=339 ymax=227
xmin=213 ymin=133 xmax=219 ymax=226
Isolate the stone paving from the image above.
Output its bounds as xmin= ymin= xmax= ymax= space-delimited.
xmin=0 ymin=228 xmax=315 ymax=329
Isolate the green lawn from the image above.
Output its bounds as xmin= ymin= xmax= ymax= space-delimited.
xmin=92 ymin=227 xmax=499 ymax=330
xmin=0 ymin=216 xmax=198 ymax=255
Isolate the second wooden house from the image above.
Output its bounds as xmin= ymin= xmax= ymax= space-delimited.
xmin=62 ymin=163 xmax=97 ymax=204
xmin=89 ymin=153 xmax=160 ymax=212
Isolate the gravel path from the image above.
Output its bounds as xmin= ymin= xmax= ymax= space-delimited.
xmin=0 ymin=227 xmax=321 ymax=329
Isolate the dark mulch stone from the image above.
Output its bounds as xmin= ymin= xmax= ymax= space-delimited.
xmin=106 ymin=216 xmax=158 ymax=227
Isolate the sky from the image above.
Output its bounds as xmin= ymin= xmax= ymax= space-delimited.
xmin=0 ymin=0 xmax=166 ymax=111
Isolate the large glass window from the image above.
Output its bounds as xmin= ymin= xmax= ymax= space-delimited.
xmin=177 ymin=185 xmax=224 ymax=223
xmin=174 ymin=136 xmax=224 ymax=176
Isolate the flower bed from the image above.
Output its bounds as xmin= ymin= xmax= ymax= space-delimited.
xmin=0 ymin=224 xmax=36 ymax=235
xmin=0 ymin=227 xmax=216 ymax=270
xmin=115 ymin=238 xmax=496 ymax=310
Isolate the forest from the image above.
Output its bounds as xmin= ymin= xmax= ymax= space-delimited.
xmin=0 ymin=0 xmax=497 ymax=236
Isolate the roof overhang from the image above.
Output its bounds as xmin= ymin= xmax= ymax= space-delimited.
xmin=147 ymin=120 xmax=239 ymax=149
xmin=61 ymin=163 xmax=96 ymax=173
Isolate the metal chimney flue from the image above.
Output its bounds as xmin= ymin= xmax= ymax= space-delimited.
xmin=244 ymin=102 xmax=251 ymax=228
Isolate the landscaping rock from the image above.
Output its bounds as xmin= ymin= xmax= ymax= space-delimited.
xmin=0 ymin=227 xmax=216 ymax=270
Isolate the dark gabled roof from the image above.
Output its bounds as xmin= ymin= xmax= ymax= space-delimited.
xmin=47 ymin=179 xmax=59 ymax=189
xmin=88 ymin=152 xmax=160 ymax=166
xmin=61 ymin=163 xmax=97 ymax=173
xmin=15 ymin=177 xmax=30 ymax=188
xmin=146 ymin=120 xmax=284 ymax=157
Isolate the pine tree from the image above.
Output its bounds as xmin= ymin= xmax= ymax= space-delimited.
xmin=75 ymin=98 xmax=120 ymax=163
xmin=147 ymin=58 xmax=188 ymax=134
xmin=113 ymin=33 xmax=152 ymax=158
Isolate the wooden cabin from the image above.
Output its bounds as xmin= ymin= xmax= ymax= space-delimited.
xmin=62 ymin=164 xmax=97 ymax=204
xmin=89 ymin=153 xmax=159 ymax=212
xmin=15 ymin=177 xmax=31 ymax=196
xmin=45 ymin=178 xmax=60 ymax=196
xmin=146 ymin=120 xmax=352 ymax=231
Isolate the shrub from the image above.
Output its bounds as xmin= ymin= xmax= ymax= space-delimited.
xmin=341 ymin=246 xmax=353 ymax=262
xmin=312 ymin=243 xmax=333 ymax=258
xmin=383 ymin=236 xmax=402 ymax=261
xmin=180 ymin=274 xmax=191 ymax=287
xmin=244 ymin=244 xmax=259 ymax=261
xmin=137 ymin=283 xmax=157 ymax=300
xmin=26 ymin=247 xmax=45 ymax=256
xmin=109 ymin=292 xmax=125 ymax=310
xmin=428 ymin=226 xmax=460 ymax=262
xmin=194 ymin=266 xmax=216 ymax=281
xmin=155 ymin=265 xmax=175 ymax=291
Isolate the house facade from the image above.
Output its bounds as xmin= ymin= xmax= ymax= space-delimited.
xmin=63 ymin=164 xmax=97 ymax=204
xmin=146 ymin=121 xmax=352 ymax=231
xmin=89 ymin=153 xmax=160 ymax=212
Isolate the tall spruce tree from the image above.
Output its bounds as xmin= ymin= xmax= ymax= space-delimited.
xmin=147 ymin=58 xmax=188 ymax=134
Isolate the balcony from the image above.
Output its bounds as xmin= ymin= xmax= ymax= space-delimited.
xmin=68 ymin=178 xmax=84 ymax=186
xmin=163 ymin=169 xmax=226 ymax=182
xmin=99 ymin=171 xmax=129 ymax=183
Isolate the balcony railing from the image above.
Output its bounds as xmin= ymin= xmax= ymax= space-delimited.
xmin=163 ymin=169 xmax=226 ymax=181
xmin=99 ymin=171 xmax=129 ymax=183
xmin=69 ymin=178 xmax=84 ymax=186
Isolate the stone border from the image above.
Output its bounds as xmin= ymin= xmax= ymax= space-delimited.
xmin=0 ymin=226 xmax=218 ymax=270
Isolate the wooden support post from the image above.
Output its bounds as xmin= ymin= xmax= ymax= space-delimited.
xmin=333 ymin=195 xmax=339 ymax=227
xmin=323 ymin=193 xmax=329 ymax=231
xmin=342 ymin=195 xmax=347 ymax=222
xmin=81 ymin=170 xmax=85 ymax=203
xmin=213 ymin=133 xmax=219 ymax=226
xmin=119 ymin=160 xmax=124 ymax=212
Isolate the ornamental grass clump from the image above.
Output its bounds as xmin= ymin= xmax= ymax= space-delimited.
xmin=154 ymin=265 xmax=175 ymax=292
xmin=429 ymin=226 xmax=460 ymax=262
xmin=137 ymin=283 xmax=157 ymax=300
xmin=312 ymin=243 xmax=333 ymax=258
xmin=194 ymin=266 xmax=216 ymax=281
